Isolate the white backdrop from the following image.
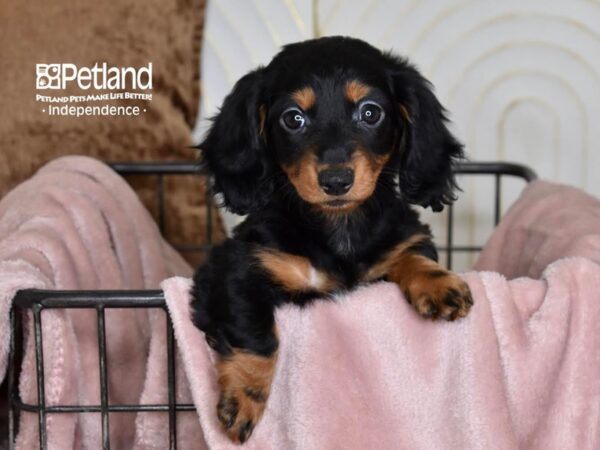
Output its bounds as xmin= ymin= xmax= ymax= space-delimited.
xmin=194 ymin=0 xmax=600 ymax=270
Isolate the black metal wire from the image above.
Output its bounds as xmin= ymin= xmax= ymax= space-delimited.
xmin=32 ymin=305 xmax=47 ymax=450
xmin=454 ymin=161 xmax=537 ymax=181
xmin=446 ymin=204 xmax=454 ymax=269
xmin=494 ymin=174 xmax=502 ymax=225
xmin=97 ymin=306 xmax=111 ymax=450
xmin=6 ymin=161 xmax=537 ymax=449
xmin=12 ymin=399 xmax=196 ymax=414
xmin=166 ymin=310 xmax=178 ymax=450
xmin=8 ymin=307 xmax=18 ymax=445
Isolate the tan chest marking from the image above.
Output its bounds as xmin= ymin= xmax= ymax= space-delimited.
xmin=255 ymin=249 xmax=339 ymax=293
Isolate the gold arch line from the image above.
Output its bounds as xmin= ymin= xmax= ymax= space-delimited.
xmin=252 ymin=0 xmax=285 ymax=47
xmin=447 ymin=40 xmax=600 ymax=102
xmin=429 ymin=12 xmax=600 ymax=76
xmin=211 ymin=2 xmax=261 ymax=62
xmin=378 ymin=0 xmax=425 ymax=47
xmin=283 ymin=0 xmax=308 ymax=35
xmin=464 ymin=97 xmax=561 ymax=252
xmin=203 ymin=34 xmax=237 ymax=85
xmin=406 ymin=0 xmax=472 ymax=55
xmin=465 ymin=70 xmax=588 ymax=188
xmin=348 ymin=0 xmax=380 ymax=36
xmin=407 ymin=0 xmax=600 ymax=54
xmin=320 ymin=0 xmax=344 ymax=32
xmin=497 ymin=98 xmax=560 ymax=175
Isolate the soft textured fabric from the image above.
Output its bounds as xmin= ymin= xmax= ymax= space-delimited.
xmin=0 ymin=1 xmax=203 ymax=162
xmin=159 ymin=180 xmax=600 ymax=449
xmin=0 ymin=156 xmax=202 ymax=449
xmin=162 ymin=259 xmax=600 ymax=450
xmin=475 ymin=179 xmax=600 ymax=277
xmin=0 ymin=0 xmax=224 ymax=266
xmin=1 ymin=159 xmax=598 ymax=449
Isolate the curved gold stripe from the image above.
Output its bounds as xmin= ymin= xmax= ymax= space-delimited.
xmin=466 ymin=98 xmax=560 ymax=249
xmin=200 ymin=78 xmax=216 ymax=121
xmin=283 ymin=0 xmax=308 ymax=35
xmin=430 ymin=13 xmax=600 ymax=75
xmin=467 ymin=70 xmax=588 ymax=153
xmin=313 ymin=0 xmax=321 ymax=37
xmin=448 ymin=40 xmax=600 ymax=100
xmin=497 ymin=98 xmax=560 ymax=175
xmin=211 ymin=1 xmax=260 ymax=62
xmin=410 ymin=2 xmax=600 ymax=55
xmin=204 ymin=34 xmax=237 ymax=85
xmin=347 ymin=0 xmax=379 ymax=36
xmin=453 ymin=52 xmax=593 ymax=199
xmin=378 ymin=0 xmax=420 ymax=46
xmin=252 ymin=0 xmax=284 ymax=47
xmin=320 ymin=0 xmax=344 ymax=32
xmin=407 ymin=0 xmax=472 ymax=54
xmin=467 ymin=70 xmax=589 ymax=184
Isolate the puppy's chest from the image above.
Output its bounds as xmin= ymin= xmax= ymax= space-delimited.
xmin=256 ymin=244 xmax=375 ymax=295
xmin=327 ymin=225 xmax=355 ymax=257
xmin=321 ymin=228 xmax=389 ymax=288
xmin=312 ymin=246 xmax=379 ymax=291
xmin=255 ymin=221 xmax=394 ymax=294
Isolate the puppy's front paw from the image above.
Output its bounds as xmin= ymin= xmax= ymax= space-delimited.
xmin=405 ymin=270 xmax=473 ymax=321
xmin=216 ymin=350 xmax=276 ymax=443
xmin=217 ymin=387 xmax=267 ymax=443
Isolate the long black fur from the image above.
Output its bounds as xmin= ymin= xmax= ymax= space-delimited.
xmin=192 ymin=36 xmax=464 ymax=359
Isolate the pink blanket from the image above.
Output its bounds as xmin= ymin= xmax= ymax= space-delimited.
xmin=1 ymin=158 xmax=599 ymax=449
xmin=0 ymin=156 xmax=198 ymax=448
xmin=475 ymin=180 xmax=600 ymax=276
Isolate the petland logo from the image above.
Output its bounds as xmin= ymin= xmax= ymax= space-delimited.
xmin=36 ymin=63 xmax=153 ymax=116
xmin=36 ymin=63 xmax=152 ymax=90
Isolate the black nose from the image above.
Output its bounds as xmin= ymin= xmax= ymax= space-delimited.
xmin=318 ymin=168 xmax=354 ymax=196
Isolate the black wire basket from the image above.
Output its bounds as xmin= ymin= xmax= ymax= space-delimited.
xmin=7 ymin=161 xmax=537 ymax=450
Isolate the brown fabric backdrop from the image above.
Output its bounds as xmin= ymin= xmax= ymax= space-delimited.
xmin=0 ymin=0 xmax=224 ymax=267
xmin=0 ymin=2 xmax=225 ymax=443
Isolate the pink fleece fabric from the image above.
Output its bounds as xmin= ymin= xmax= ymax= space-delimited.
xmin=1 ymin=158 xmax=599 ymax=449
xmin=0 ymin=156 xmax=201 ymax=449
xmin=475 ymin=180 xmax=600 ymax=277
xmin=163 ymin=259 xmax=600 ymax=450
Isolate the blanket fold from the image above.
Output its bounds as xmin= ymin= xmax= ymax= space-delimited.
xmin=0 ymin=156 xmax=198 ymax=449
xmin=161 ymin=257 xmax=600 ymax=450
xmin=0 ymin=158 xmax=598 ymax=449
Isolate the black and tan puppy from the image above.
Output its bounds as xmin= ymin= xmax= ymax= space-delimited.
xmin=191 ymin=36 xmax=472 ymax=443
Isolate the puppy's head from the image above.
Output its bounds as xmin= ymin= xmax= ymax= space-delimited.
xmin=200 ymin=36 xmax=463 ymax=215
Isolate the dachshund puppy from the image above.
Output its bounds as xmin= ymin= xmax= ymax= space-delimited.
xmin=191 ymin=36 xmax=473 ymax=443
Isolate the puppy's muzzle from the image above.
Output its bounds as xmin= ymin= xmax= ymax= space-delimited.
xmin=318 ymin=168 xmax=354 ymax=196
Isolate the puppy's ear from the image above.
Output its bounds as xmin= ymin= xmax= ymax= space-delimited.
xmin=199 ymin=68 xmax=271 ymax=215
xmin=387 ymin=56 xmax=464 ymax=212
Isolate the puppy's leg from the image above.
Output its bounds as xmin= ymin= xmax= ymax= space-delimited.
xmin=366 ymin=234 xmax=473 ymax=320
xmin=216 ymin=347 xmax=277 ymax=443
xmin=192 ymin=239 xmax=342 ymax=441
xmin=191 ymin=240 xmax=280 ymax=443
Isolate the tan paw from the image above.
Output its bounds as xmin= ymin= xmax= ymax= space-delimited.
xmin=406 ymin=270 xmax=473 ymax=321
xmin=216 ymin=350 xmax=276 ymax=443
xmin=217 ymin=386 xmax=267 ymax=443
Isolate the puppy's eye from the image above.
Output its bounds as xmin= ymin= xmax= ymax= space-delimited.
xmin=280 ymin=108 xmax=306 ymax=133
xmin=359 ymin=102 xmax=384 ymax=126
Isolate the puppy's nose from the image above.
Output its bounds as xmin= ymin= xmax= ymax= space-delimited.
xmin=318 ymin=168 xmax=354 ymax=196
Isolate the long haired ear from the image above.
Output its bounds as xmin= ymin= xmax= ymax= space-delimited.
xmin=198 ymin=67 xmax=271 ymax=215
xmin=387 ymin=56 xmax=464 ymax=212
